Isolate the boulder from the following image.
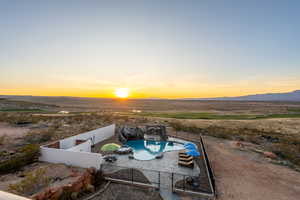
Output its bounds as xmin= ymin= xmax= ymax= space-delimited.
xmin=230 ymin=141 xmax=244 ymax=148
xmin=263 ymin=151 xmax=277 ymax=159
xmin=145 ymin=125 xmax=168 ymax=141
xmin=32 ymin=168 xmax=97 ymax=200
xmin=118 ymin=126 xmax=145 ymax=143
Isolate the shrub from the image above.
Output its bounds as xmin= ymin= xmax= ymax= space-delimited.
xmin=270 ymin=143 xmax=300 ymax=167
xmin=0 ymin=113 xmax=41 ymax=125
xmin=0 ymin=144 xmax=40 ymax=174
xmin=0 ymin=135 xmax=6 ymax=145
xmin=9 ymin=168 xmax=50 ymax=195
xmin=24 ymin=129 xmax=53 ymax=144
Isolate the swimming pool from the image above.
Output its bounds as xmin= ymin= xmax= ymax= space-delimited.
xmin=125 ymin=140 xmax=184 ymax=160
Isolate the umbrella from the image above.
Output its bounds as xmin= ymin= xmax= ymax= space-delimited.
xmin=185 ymin=145 xmax=197 ymax=150
xmin=186 ymin=149 xmax=201 ymax=157
xmin=184 ymin=143 xmax=197 ymax=151
xmin=101 ymin=143 xmax=121 ymax=152
xmin=184 ymin=143 xmax=197 ymax=149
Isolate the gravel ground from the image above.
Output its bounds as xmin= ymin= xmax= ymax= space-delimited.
xmin=204 ymin=136 xmax=300 ymax=200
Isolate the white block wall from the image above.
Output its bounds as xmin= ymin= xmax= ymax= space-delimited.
xmin=66 ymin=140 xmax=91 ymax=152
xmin=40 ymin=147 xmax=103 ymax=169
xmin=60 ymin=124 xmax=115 ymax=149
xmin=39 ymin=124 xmax=116 ymax=169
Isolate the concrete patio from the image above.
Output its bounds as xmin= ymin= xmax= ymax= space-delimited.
xmin=101 ymin=138 xmax=200 ymax=200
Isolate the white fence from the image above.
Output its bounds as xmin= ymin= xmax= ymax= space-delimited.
xmin=60 ymin=124 xmax=116 ymax=149
xmin=39 ymin=124 xmax=116 ymax=169
xmin=40 ymin=147 xmax=103 ymax=169
xmin=66 ymin=140 xmax=92 ymax=152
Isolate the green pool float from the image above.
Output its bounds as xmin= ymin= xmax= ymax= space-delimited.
xmin=101 ymin=143 xmax=121 ymax=152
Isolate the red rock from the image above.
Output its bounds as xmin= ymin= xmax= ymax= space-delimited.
xmin=263 ymin=151 xmax=277 ymax=159
xmin=230 ymin=141 xmax=244 ymax=148
xmin=32 ymin=168 xmax=98 ymax=200
xmin=50 ymin=187 xmax=63 ymax=200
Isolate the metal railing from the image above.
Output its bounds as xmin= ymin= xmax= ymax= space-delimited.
xmin=100 ymin=126 xmax=216 ymax=198
xmin=101 ymin=163 xmax=214 ymax=198
xmin=100 ymin=163 xmax=161 ymax=189
xmin=200 ymin=136 xmax=216 ymax=195
xmin=100 ymin=136 xmax=215 ymax=199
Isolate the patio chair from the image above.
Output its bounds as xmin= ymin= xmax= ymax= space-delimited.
xmin=179 ymin=156 xmax=193 ymax=162
xmin=179 ymin=150 xmax=187 ymax=154
xmin=179 ymin=152 xmax=191 ymax=158
xmin=178 ymin=160 xmax=194 ymax=168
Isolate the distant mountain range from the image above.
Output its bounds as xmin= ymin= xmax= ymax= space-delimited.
xmin=181 ymin=90 xmax=300 ymax=101
xmin=1 ymin=90 xmax=300 ymax=102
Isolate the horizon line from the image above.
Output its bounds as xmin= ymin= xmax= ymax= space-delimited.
xmin=1 ymin=89 xmax=299 ymax=100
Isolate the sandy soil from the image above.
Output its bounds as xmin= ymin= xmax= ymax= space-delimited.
xmin=204 ymin=136 xmax=300 ymax=200
xmin=0 ymin=123 xmax=29 ymax=139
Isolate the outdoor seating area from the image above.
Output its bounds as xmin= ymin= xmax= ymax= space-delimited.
xmin=103 ymin=155 xmax=117 ymax=163
xmin=40 ymin=124 xmax=214 ymax=199
xmin=177 ymin=143 xmax=201 ymax=169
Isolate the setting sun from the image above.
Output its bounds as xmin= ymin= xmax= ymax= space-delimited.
xmin=114 ymin=88 xmax=129 ymax=98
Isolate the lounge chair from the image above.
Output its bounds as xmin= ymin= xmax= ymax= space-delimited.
xmin=179 ymin=153 xmax=190 ymax=158
xmin=179 ymin=156 xmax=193 ymax=162
xmin=179 ymin=150 xmax=187 ymax=154
xmin=178 ymin=160 xmax=194 ymax=168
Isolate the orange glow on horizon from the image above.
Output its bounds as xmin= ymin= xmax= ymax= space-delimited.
xmin=1 ymin=85 xmax=300 ymax=99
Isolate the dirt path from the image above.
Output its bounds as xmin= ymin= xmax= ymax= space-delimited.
xmin=204 ymin=136 xmax=300 ymax=200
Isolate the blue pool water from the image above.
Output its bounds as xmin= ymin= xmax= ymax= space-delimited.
xmin=125 ymin=140 xmax=184 ymax=160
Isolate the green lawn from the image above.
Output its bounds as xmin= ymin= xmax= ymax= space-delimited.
xmin=136 ymin=112 xmax=300 ymax=120
xmin=287 ymin=108 xmax=300 ymax=113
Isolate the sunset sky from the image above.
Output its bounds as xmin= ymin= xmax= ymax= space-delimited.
xmin=1 ymin=0 xmax=300 ymax=98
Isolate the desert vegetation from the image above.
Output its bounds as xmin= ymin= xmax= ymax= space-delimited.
xmin=169 ymin=121 xmax=300 ymax=170
xmin=136 ymin=112 xmax=300 ymax=120
xmin=8 ymin=168 xmax=50 ymax=195
xmin=1 ymin=98 xmax=300 ymax=199
xmin=0 ymin=144 xmax=40 ymax=174
xmin=0 ymin=134 xmax=6 ymax=145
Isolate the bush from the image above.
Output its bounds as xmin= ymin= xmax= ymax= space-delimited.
xmin=0 ymin=135 xmax=6 ymax=145
xmin=0 ymin=144 xmax=40 ymax=174
xmin=9 ymin=168 xmax=50 ymax=195
xmin=0 ymin=113 xmax=41 ymax=125
xmin=24 ymin=129 xmax=53 ymax=144
xmin=271 ymin=143 xmax=300 ymax=167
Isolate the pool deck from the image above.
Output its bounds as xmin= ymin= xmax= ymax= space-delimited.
xmin=112 ymin=138 xmax=199 ymax=176
xmin=101 ymin=137 xmax=200 ymax=200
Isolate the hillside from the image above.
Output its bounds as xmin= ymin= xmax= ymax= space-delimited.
xmin=183 ymin=90 xmax=300 ymax=102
